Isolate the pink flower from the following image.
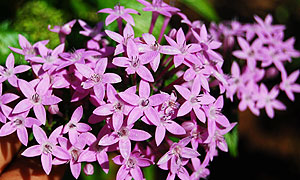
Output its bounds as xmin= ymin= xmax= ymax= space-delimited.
xmin=280 ymin=70 xmax=300 ymax=101
xmin=205 ymin=123 xmax=237 ymax=161
xmin=99 ymin=123 xmax=151 ymax=159
xmin=164 ymin=28 xmax=201 ymax=67
xmin=48 ymin=19 xmax=76 ymax=43
xmin=232 ymin=37 xmax=262 ymax=69
xmin=113 ymin=150 xmax=153 ymax=180
xmin=52 ymin=136 xmax=86 ymax=179
xmin=256 ymin=84 xmax=286 ymax=118
xmin=78 ymin=129 xmax=111 ymax=174
xmin=0 ymin=111 xmax=41 ymax=146
xmin=192 ymin=25 xmax=223 ymax=62
xmin=98 ymin=4 xmax=139 ymax=26
xmin=190 ymin=155 xmax=210 ymax=180
xmin=13 ymin=77 xmax=62 ymax=124
xmin=137 ymin=0 xmax=179 ymax=17
xmin=105 ymin=23 xmax=135 ymax=55
xmin=75 ymin=58 xmax=121 ymax=100
xmin=0 ymin=53 xmax=31 ymax=87
xmin=119 ymin=80 xmax=168 ymax=125
xmin=174 ymin=80 xmax=215 ymax=123
xmin=29 ymin=43 xmax=65 ymax=72
xmin=78 ymin=20 xmax=105 ymax=41
xmin=138 ymin=33 xmax=180 ymax=72
xmin=9 ymin=34 xmax=48 ymax=60
xmin=21 ymin=125 xmax=71 ymax=175
xmin=93 ymin=84 xmax=134 ymax=131
xmin=57 ymin=49 xmax=100 ymax=70
xmin=0 ymin=83 xmax=19 ymax=123
xmin=113 ymin=39 xmax=155 ymax=82
xmin=238 ymin=81 xmax=260 ymax=116
xmin=157 ymin=138 xmax=199 ymax=179
xmin=63 ymin=106 xmax=91 ymax=145
xmin=204 ymin=96 xmax=230 ymax=136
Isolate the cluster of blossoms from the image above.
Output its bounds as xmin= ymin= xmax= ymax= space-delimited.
xmin=0 ymin=0 xmax=299 ymax=180
xmin=210 ymin=15 xmax=300 ymax=118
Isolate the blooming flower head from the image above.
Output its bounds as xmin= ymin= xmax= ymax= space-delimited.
xmin=21 ymin=125 xmax=71 ymax=175
xmin=13 ymin=76 xmax=62 ymax=124
xmin=0 ymin=111 xmax=41 ymax=146
xmin=113 ymin=150 xmax=153 ymax=180
xmin=98 ymin=4 xmax=139 ymax=26
xmin=0 ymin=53 xmax=31 ymax=87
xmin=48 ymin=19 xmax=77 ymax=43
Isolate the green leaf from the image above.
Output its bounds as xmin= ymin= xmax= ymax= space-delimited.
xmin=144 ymin=165 xmax=155 ymax=180
xmin=224 ymin=125 xmax=239 ymax=157
xmin=0 ymin=21 xmax=27 ymax=65
xmin=169 ymin=136 xmax=180 ymax=142
xmin=179 ymin=0 xmax=219 ymax=22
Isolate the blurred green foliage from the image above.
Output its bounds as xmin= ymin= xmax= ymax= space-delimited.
xmin=13 ymin=1 xmax=65 ymax=49
xmin=224 ymin=126 xmax=239 ymax=157
xmin=179 ymin=0 xmax=219 ymax=22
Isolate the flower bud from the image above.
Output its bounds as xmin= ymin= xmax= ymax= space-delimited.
xmin=84 ymin=163 xmax=94 ymax=176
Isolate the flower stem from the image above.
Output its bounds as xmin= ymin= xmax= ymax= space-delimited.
xmin=162 ymin=75 xmax=184 ymax=92
xmin=149 ymin=12 xmax=159 ymax=34
xmin=156 ymin=56 xmax=174 ymax=81
xmin=158 ymin=16 xmax=171 ymax=43
xmin=117 ymin=18 xmax=123 ymax=35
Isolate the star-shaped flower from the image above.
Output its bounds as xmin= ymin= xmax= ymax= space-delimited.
xmin=113 ymin=39 xmax=154 ymax=82
xmin=0 ymin=53 xmax=31 ymax=87
xmin=280 ymin=70 xmax=300 ymax=101
xmin=98 ymin=4 xmax=139 ymax=26
xmin=75 ymin=58 xmax=121 ymax=100
xmin=119 ymin=80 xmax=168 ymax=125
xmin=113 ymin=150 xmax=153 ymax=180
xmin=13 ymin=77 xmax=62 ymax=124
xmin=63 ymin=106 xmax=92 ymax=145
xmin=21 ymin=125 xmax=71 ymax=175
xmin=174 ymin=80 xmax=215 ymax=123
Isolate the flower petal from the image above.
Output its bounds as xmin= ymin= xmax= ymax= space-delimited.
xmin=52 ymin=146 xmax=71 ymax=160
xmin=33 ymin=125 xmax=47 ymax=144
xmin=41 ymin=153 xmax=52 ymax=175
xmin=119 ymin=138 xmax=131 ymax=159
xmin=17 ymin=126 xmax=28 ymax=146
xmin=129 ymin=129 xmax=151 ymax=141
xmin=71 ymin=106 xmax=83 ymax=123
xmin=21 ymin=145 xmax=42 ymax=157
xmin=12 ymin=99 xmax=33 ymax=114
xmin=33 ymin=104 xmax=46 ymax=125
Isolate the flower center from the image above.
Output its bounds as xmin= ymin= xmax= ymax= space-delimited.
xmin=70 ymin=148 xmax=80 ymax=161
xmin=190 ymin=95 xmax=203 ymax=104
xmin=43 ymin=142 xmax=53 ymax=154
xmin=192 ymin=64 xmax=204 ymax=73
xmin=172 ymin=145 xmax=182 ymax=156
xmin=13 ymin=118 xmax=24 ymax=127
xmin=113 ymin=101 xmax=124 ymax=112
xmin=90 ymin=73 xmax=102 ymax=83
xmin=151 ymin=41 xmax=160 ymax=51
xmin=117 ymin=127 xmax=129 ymax=138
xmin=45 ymin=55 xmax=55 ymax=63
xmin=24 ymin=47 xmax=36 ymax=56
xmin=31 ymin=93 xmax=41 ymax=104
xmin=139 ymin=98 xmax=149 ymax=107
xmin=69 ymin=123 xmax=77 ymax=129
xmin=126 ymin=157 xmax=137 ymax=169
xmin=3 ymin=68 xmax=13 ymax=77
xmin=131 ymin=56 xmax=140 ymax=68
xmin=114 ymin=3 xmax=124 ymax=15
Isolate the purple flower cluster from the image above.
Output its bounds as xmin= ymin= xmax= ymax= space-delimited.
xmin=210 ymin=15 xmax=300 ymax=118
xmin=0 ymin=1 xmax=299 ymax=180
